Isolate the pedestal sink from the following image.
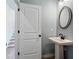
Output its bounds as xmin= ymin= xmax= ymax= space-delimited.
xmin=49 ymin=37 xmax=73 ymax=59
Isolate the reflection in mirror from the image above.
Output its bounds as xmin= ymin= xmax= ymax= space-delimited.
xmin=59 ymin=6 xmax=72 ymax=29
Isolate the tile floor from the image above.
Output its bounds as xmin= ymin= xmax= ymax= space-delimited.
xmin=42 ymin=56 xmax=55 ymax=59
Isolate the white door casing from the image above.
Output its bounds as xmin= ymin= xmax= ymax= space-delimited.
xmin=16 ymin=3 xmax=42 ymax=59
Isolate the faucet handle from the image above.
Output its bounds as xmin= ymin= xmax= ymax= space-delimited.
xmin=59 ymin=33 xmax=63 ymax=36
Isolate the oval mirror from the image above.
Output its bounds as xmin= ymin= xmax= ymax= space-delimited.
xmin=59 ymin=6 xmax=72 ymax=29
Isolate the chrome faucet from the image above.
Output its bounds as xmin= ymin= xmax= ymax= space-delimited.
xmin=59 ymin=33 xmax=65 ymax=40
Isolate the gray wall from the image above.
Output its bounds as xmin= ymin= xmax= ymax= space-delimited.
xmin=57 ymin=0 xmax=73 ymax=59
xmin=57 ymin=0 xmax=73 ymax=40
xmin=20 ymin=0 xmax=58 ymax=55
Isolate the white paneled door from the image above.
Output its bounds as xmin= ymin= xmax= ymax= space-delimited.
xmin=17 ymin=3 xmax=41 ymax=59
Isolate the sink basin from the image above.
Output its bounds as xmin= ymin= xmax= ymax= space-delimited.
xmin=49 ymin=37 xmax=73 ymax=45
xmin=49 ymin=37 xmax=73 ymax=59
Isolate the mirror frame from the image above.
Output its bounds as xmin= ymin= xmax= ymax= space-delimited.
xmin=59 ymin=6 xmax=72 ymax=29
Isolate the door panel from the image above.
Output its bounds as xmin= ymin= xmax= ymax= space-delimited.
xmin=21 ymin=33 xmax=39 ymax=39
xmin=19 ymin=3 xmax=41 ymax=59
xmin=21 ymin=54 xmax=41 ymax=59
xmin=20 ymin=4 xmax=39 ymax=33
xmin=20 ymin=39 xmax=41 ymax=55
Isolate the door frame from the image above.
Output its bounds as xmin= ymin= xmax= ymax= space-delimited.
xmin=15 ymin=4 xmax=19 ymax=59
xmin=15 ymin=2 xmax=42 ymax=59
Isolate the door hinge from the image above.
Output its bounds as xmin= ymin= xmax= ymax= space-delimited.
xmin=18 ymin=30 xmax=20 ymax=34
xmin=18 ymin=52 xmax=20 ymax=56
xmin=18 ymin=8 xmax=20 ymax=11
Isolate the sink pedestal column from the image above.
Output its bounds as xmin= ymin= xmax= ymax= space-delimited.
xmin=55 ymin=44 xmax=64 ymax=59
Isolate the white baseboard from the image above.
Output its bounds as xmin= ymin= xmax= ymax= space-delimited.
xmin=42 ymin=54 xmax=54 ymax=58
